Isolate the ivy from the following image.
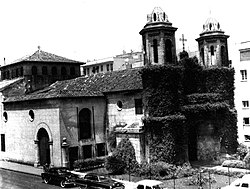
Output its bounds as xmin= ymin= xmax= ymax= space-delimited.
xmin=140 ymin=57 xmax=237 ymax=164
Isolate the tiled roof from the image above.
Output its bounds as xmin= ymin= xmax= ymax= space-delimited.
xmin=5 ymin=68 xmax=143 ymax=102
xmin=9 ymin=50 xmax=83 ymax=65
xmin=0 ymin=77 xmax=24 ymax=91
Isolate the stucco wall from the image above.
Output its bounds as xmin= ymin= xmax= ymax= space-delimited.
xmin=107 ymin=92 xmax=143 ymax=130
xmin=59 ymin=97 xmax=106 ymax=147
xmin=1 ymin=96 xmax=107 ymax=166
xmin=0 ymin=106 xmax=61 ymax=166
xmin=107 ymin=91 xmax=144 ymax=163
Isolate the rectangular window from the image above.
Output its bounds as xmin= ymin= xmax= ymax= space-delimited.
xmin=135 ymin=99 xmax=143 ymax=115
xmin=243 ymin=117 xmax=250 ymax=125
xmin=83 ymin=69 xmax=86 ymax=75
xmin=1 ymin=134 xmax=5 ymax=152
xmin=87 ymin=68 xmax=90 ymax=75
xmin=101 ymin=65 xmax=103 ymax=72
xmin=244 ymin=135 xmax=250 ymax=141
xmin=242 ymin=101 xmax=249 ymax=108
xmin=110 ymin=64 xmax=113 ymax=71
xmin=96 ymin=66 xmax=99 ymax=73
xmin=106 ymin=64 xmax=109 ymax=71
xmin=240 ymin=70 xmax=247 ymax=81
xmin=96 ymin=143 xmax=106 ymax=157
xmin=82 ymin=145 xmax=92 ymax=159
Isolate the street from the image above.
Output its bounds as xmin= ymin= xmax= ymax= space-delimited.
xmin=0 ymin=168 xmax=78 ymax=189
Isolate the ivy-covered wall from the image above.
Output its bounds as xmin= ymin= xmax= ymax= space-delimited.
xmin=141 ymin=57 xmax=237 ymax=164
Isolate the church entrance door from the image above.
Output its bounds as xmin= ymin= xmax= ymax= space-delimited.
xmin=37 ymin=128 xmax=50 ymax=166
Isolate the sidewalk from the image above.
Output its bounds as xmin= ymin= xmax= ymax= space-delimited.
xmin=0 ymin=160 xmax=43 ymax=176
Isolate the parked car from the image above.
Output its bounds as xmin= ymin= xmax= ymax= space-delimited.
xmin=135 ymin=179 xmax=166 ymax=189
xmin=74 ymin=172 xmax=125 ymax=189
xmin=41 ymin=167 xmax=76 ymax=188
xmin=219 ymin=176 xmax=250 ymax=189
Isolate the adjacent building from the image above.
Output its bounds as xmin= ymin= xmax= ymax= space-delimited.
xmin=81 ymin=51 xmax=143 ymax=77
xmin=234 ymin=41 xmax=250 ymax=146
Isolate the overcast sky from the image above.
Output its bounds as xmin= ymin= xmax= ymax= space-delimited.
xmin=0 ymin=0 xmax=249 ymax=64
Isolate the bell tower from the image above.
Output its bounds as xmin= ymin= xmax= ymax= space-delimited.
xmin=139 ymin=7 xmax=177 ymax=66
xmin=196 ymin=17 xmax=230 ymax=67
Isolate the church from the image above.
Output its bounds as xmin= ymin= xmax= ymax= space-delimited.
xmin=0 ymin=7 xmax=234 ymax=168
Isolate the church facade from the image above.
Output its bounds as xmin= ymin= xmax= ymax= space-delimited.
xmin=0 ymin=7 xmax=234 ymax=168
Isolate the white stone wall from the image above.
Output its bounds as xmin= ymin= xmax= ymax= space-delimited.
xmin=0 ymin=107 xmax=61 ymax=165
xmin=107 ymin=92 xmax=143 ymax=130
xmin=107 ymin=92 xmax=144 ymax=163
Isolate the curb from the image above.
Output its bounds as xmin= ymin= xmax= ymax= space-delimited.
xmin=0 ymin=167 xmax=42 ymax=177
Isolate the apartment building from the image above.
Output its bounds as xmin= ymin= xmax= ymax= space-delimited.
xmin=80 ymin=51 xmax=143 ymax=76
xmin=235 ymin=41 xmax=250 ymax=146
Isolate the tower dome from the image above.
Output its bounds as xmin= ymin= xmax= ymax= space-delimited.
xmin=196 ymin=16 xmax=229 ymax=68
xmin=147 ymin=7 xmax=169 ymax=23
xmin=140 ymin=7 xmax=177 ymax=65
xmin=201 ymin=17 xmax=223 ymax=35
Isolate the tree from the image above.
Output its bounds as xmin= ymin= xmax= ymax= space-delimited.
xmin=105 ymin=137 xmax=138 ymax=174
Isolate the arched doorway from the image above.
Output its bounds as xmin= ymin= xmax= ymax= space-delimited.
xmin=37 ymin=128 xmax=50 ymax=165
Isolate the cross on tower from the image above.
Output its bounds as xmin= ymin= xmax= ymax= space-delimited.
xmin=179 ymin=34 xmax=187 ymax=51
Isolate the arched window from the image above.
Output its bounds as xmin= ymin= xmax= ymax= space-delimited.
xmin=153 ymin=13 xmax=157 ymax=21
xmin=42 ymin=66 xmax=48 ymax=75
xmin=2 ymin=72 xmax=6 ymax=80
xmin=16 ymin=68 xmax=19 ymax=77
xmin=79 ymin=108 xmax=92 ymax=140
xmin=165 ymin=39 xmax=172 ymax=63
xmin=32 ymin=66 xmax=37 ymax=75
xmin=153 ymin=39 xmax=158 ymax=63
xmin=20 ymin=67 xmax=23 ymax=76
xmin=61 ymin=67 xmax=67 ymax=75
xmin=51 ymin=67 xmax=57 ymax=75
xmin=6 ymin=71 xmax=10 ymax=79
xmin=70 ymin=67 xmax=75 ymax=76
xmin=201 ymin=48 xmax=205 ymax=65
xmin=210 ymin=46 xmax=214 ymax=56
xmin=221 ymin=46 xmax=227 ymax=66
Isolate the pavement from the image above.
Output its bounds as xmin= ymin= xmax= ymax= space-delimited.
xmin=1 ymin=159 xmax=250 ymax=178
xmin=0 ymin=160 xmax=43 ymax=176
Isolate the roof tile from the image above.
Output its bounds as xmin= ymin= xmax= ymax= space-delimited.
xmin=5 ymin=68 xmax=143 ymax=102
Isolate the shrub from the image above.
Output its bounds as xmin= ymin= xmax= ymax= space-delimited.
xmin=175 ymin=163 xmax=198 ymax=178
xmin=221 ymin=160 xmax=246 ymax=169
xmin=105 ymin=137 xmax=138 ymax=174
xmin=184 ymin=172 xmax=216 ymax=187
xmin=105 ymin=155 xmax=126 ymax=174
xmin=243 ymin=152 xmax=250 ymax=169
xmin=136 ymin=162 xmax=198 ymax=179
xmin=73 ymin=157 xmax=105 ymax=171
xmin=237 ymin=143 xmax=248 ymax=160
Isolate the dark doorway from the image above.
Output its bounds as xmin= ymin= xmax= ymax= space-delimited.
xmin=69 ymin=147 xmax=78 ymax=170
xmin=37 ymin=128 xmax=50 ymax=165
xmin=188 ymin=125 xmax=198 ymax=161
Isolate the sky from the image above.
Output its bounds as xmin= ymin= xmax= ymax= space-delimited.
xmin=0 ymin=0 xmax=250 ymax=65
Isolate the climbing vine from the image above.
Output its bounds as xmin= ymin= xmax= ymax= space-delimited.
xmin=140 ymin=57 xmax=237 ymax=164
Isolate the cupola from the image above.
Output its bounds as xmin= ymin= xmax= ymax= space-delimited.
xmin=196 ymin=16 xmax=230 ymax=67
xmin=140 ymin=7 xmax=177 ymax=65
